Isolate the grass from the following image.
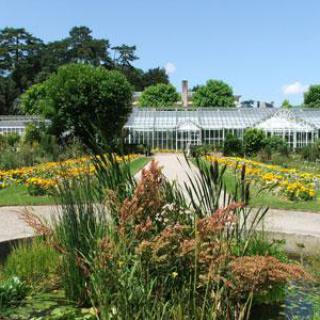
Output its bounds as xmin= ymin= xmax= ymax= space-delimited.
xmin=0 ymin=157 xmax=150 ymax=207
xmin=223 ymin=168 xmax=320 ymax=212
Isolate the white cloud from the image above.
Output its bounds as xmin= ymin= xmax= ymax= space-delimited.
xmin=282 ymin=81 xmax=309 ymax=95
xmin=164 ymin=62 xmax=176 ymax=75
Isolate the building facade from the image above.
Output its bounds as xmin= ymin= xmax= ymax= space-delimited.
xmin=124 ymin=108 xmax=320 ymax=150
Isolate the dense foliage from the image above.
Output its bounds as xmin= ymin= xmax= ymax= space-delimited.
xmin=0 ymin=26 xmax=169 ymax=114
xmin=304 ymin=84 xmax=320 ymax=108
xmin=192 ymin=80 xmax=235 ymax=107
xmin=243 ymin=128 xmax=266 ymax=156
xmin=223 ymin=133 xmax=243 ymax=156
xmin=0 ymin=125 xmax=83 ymax=170
xmin=21 ymin=64 xmax=132 ymax=149
xmin=0 ymin=277 xmax=29 ymax=308
xmin=139 ymin=83 xmax=180 ymax=107
xmin=3 ymin=238 xmax=59 ymax=285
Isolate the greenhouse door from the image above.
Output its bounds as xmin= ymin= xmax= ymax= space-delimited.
xmin=176 ymin=121 xmax=201 ymax=150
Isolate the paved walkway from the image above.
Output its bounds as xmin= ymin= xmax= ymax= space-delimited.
xmin=152 ymin=153 xmax=320 ymax=254
xmin=1 ymin=153 xmax=320 ymax=254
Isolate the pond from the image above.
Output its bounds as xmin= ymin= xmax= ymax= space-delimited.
xmin=251 ymin=282 xmax=320 ymax=320
xmin=251 ymin=254 xmax=320 ymax=320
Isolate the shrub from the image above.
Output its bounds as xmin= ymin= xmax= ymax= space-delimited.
xmin=190 ymin=144 xmax=215 ymax=157
xmin=23 ymin=123 xmax=42 ymax=144
xmin=300 ymin=140 xmax=320 ymax=161
xmin=3 ymin=238 xmax=59 ymax=285
xmin=243 ymin=128 xmax=266 ymax=156
xmin=139 ymin=83 xmax=180 ymax=107
xmin=257 ymin=136 xmax=289 ymax=161
xmin=0 ymin=277 xmax=29 ymax=308
xmin=5 ymin=133 xmax=20 ymax=147
xmin=223 ymin=133 xmax=243 ymax=156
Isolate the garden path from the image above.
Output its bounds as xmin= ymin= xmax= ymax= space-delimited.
xmin=150 ymin=153 xmax=320 ymax=254
xmin=1 ymin=153 xmax=320 ymax=254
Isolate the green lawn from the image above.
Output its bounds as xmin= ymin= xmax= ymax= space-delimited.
xmin=0 ymin=157 xmax=150 ymax=207
xmin=223 ymin=168 xmax=320 ymax=212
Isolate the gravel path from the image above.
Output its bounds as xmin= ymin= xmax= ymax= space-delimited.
xmin=1 ymin=153 xmax=320 ymax=254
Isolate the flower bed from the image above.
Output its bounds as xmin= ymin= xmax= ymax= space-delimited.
xmin=205 ymin=156 xmax=317 ymax=201
xmin=0 ymin=154 xmax=140 ymax=196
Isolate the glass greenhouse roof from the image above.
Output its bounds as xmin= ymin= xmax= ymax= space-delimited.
xmin=256 ymin=109 xmax=315 ymax=132
xmin=125 ymin=108 xmax=276 ymax=130
xmin=0 ymin=116 xmax=46 ymax=128
xmin=125 ymin=108 xmax=320 ymax=132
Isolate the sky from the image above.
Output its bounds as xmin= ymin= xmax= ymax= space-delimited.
xmin=1 ymin=0 xmax=320 ymax=106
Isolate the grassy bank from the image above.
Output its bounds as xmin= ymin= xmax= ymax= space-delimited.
xmin=0 ymin=157 xmax=150 ymax=207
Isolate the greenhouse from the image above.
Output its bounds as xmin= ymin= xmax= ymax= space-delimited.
xmin=124 ymin=108 xmax=320 ymax=150
xmin=0 ymin=116 xmax=46 ymax=135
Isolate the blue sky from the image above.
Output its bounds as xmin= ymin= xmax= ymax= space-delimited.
xmin=1 ymin=0 xmax=320 ymax=106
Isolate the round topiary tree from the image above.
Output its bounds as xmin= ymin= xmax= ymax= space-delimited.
xmin=20 ymin=64 xmax=133 ymax=149
xmin=304 ymin=85 xmax=320 ymax=108
xmin=139 ymin=83 xmax=180 ymax=107
xmin=192 ymin=80 xmax=235 ymax=107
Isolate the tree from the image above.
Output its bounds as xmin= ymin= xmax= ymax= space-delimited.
xmin=139 ymin=83 xmax=180 ymax=107
xmin=0 ymin=76 xmax=19 ymax=114
xmin=112 ymin=44 xmax=138 ymax=67
xmin=0 ymin=27 xmax=44 ymax=91
xmin=304 ymin=85 xmax=320 ymax=108
xmin=118 ymin=66 xmax=144 ymax=91
xmin=243 ymin=128 xmax=266 ymax=156
xmin=192 ymin=80 xmax=235 ymax=107
xmin=142 ymin=67 xmax=169 ymax=88
xmin=67 ymin=26 xmax=110 ymax=65
xmin=21 ymin=64 xmax=132 ymax=148
xmin=281 ymin=99 xmax=292 ymax=109
xmin=0 ymin=27 xmax=43 ymax=73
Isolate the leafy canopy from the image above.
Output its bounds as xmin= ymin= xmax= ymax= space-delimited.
xmin=304 ymin=85 xmax=320 ymax=108
xmin=0 ymin=25 xmax=170 ymax=114
xmin=139 ymin=83 xmax=180 ymax=107
xmin=21 ymin=64 xmax=132 ymax=148
xmin=192 ymin=80 xmax=235 ymax=107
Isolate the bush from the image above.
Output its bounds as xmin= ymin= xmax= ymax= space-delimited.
xmin=300 ymin=140 xmax=320 ymax=161
xmin=5 ymin=133 xmax=20 ymax=147
xmin=23 ymin=123 xmax=42 ymax=144
xmin=257 ymin=135 xmax=289 ymax=161
xmin=190 ymin=144 xmax=216 ymax=157
xmin=139 ymin=83 xmax=180 ymax=107
xmin=223 ymin=133 xmax=243 ymax=156
xmin=0 ymin=277 xmax=29 ymax=308
xmin=243 ymin=128 xmax=266 ymax=156
xmin=3 ymin=238 xmax=59 ymax=285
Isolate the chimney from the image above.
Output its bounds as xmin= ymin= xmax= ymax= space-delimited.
xmin=182 ymin=80 xmax=188 ymax=108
